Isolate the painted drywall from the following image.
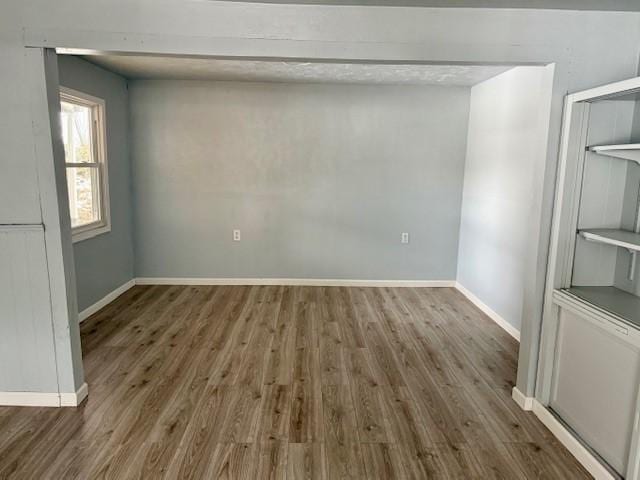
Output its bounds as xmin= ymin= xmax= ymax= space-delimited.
xmin=57 ymin=56 xmax=135 ymax=312
xmin=130 ymin=80 xmax=469 ymax=280
xmin=2 ymin=1 xmax=640 ymax=399
xmin=457 ymin=66 xmax=555 ymax=332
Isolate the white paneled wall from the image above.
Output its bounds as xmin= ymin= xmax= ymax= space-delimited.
xmin=0 ymin=226 xmax=58 ymax=392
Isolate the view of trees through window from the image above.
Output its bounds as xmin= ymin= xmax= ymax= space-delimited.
xmin=60 ymin=100 xmax=101 ymax=228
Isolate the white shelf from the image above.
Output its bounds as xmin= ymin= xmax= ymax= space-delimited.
xmin=588 ymin=144 xmax=640 ymax=164
xmin=565 ymin=286 xmax=640 ymax=329
xmin=580 ymin=228 xmax=640 ymax=252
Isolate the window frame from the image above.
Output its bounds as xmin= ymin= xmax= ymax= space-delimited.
xmin=60 ymin=86 xmax=111 ymax=243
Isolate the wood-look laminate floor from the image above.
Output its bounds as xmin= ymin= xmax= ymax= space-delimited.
xmin=0 ymin=285 xmax=590 ymax=479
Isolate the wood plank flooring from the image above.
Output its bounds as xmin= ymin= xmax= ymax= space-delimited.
xmin=0 ymin=285 xmax=591 ymax=479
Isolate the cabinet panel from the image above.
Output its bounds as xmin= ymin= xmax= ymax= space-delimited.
xmin=550 ymin=307 xmax=640 ymax=475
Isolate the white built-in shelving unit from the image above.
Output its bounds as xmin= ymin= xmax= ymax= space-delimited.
xmin=536 ymin=78 xmax=640 ymax=480
xmin=573 ymin=141 xmax=640 ymax=331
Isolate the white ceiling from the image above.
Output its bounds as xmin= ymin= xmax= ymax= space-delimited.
xmin=82 ymin=55 xmax=514 ymax=86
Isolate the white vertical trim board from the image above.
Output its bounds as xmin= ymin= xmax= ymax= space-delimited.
xmin=532 ymin=401 xmax=616 ymax=480
xmin=134 ymin=278 xmax=456 ymax=287
xmin=78 ymin=279 xmax=136 ymax=322
xmin=511 ymin=387 xmax=534 ymax=411
xmin=0 ymin=382 xmax=88 ymax=407
xmin=455 ymin=282 xmax=521 ymax=341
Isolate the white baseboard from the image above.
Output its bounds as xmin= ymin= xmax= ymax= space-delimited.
xmin=0 ymin=391 xmax=61 ymax=407
xmin=532 ymin=400 xmax=615 ymax=480
xmin=455 ymin=282 xmax=521 ymax=342
xmin=511 ymin=386 xmax=534 ymax=411
xmin=0 ymin=382 xmax=88 ymax=407
xmin=60 ymin=382 xmax=89 ymax=407
xmin=79 ymin=279 xmax=136 ymax=322
xmin=135 ymin=277 xmax=456 ymax=288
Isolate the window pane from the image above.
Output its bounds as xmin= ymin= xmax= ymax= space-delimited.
xmin=60 ymin=101 xmax=93 ymax=163
xmin=66 ymin=167 xmax=101 ymax=228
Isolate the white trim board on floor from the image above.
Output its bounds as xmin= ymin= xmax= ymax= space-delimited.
xmin=0 ymin=382 xmax=88 ymax=408
xmin=511 ymin=388 xmax=615 ymax=479
xmin=134 ymin=278 xmax=456 ymax=287
xmin=455 ymin=282 xmax=521 ymax=342
xmin=78 ymin=279 xmax=136 ymax=322
xmin=531 ymin=400 xmax=616 ymax=480
xmin=60 ymin=382 xmax=89 ymax=407
xmin=511 ymin=387 xmax=534 ymax=411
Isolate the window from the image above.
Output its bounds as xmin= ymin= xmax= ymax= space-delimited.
xmin=60 ymin=87 xmax=110 ymax=242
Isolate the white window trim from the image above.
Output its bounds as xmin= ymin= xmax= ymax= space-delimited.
xmin=60 ymin=86 xmax=111 ymax=243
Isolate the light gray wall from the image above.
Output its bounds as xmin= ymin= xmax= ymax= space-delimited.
xmin=57 ymin=56 xmax=135 ymax=312
xmin=457 ymin=66 xmax=554 ymax=332
xmin=130 ymin=80 xmax=469 ymax=280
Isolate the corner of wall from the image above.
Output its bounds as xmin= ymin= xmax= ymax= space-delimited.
xmin=455 ymin=282 xmax=521 ymax=342
xmin=58 ymin=55 xmax=137 ymax=309
xmin=124 ymin=78 xmax=136 ymax=282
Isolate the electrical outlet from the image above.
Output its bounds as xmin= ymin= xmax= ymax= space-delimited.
xmin=401 ymin=232 xmax=409 ymax=244
xmin=233 ymin=229 xmax=241 ymax=242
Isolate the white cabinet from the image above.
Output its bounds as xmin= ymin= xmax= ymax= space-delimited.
xmin=549 ymin=301 xmax=640 ymax=475
xmin=538 ymin=78 xmax=640 ymax=479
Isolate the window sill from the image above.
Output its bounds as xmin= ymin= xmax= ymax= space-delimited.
xmin=72 ymin=224 xmax=111 ymax=243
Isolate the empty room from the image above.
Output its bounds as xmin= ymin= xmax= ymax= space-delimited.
xmin=2 ymin=1 xmax=640 ymax=479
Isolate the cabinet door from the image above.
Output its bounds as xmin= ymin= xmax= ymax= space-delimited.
xmin=549 ymin=307 xmax=640 ymax=475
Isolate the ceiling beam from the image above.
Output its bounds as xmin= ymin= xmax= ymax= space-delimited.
xmin=219 ymin=0 xmax=640 ymax=11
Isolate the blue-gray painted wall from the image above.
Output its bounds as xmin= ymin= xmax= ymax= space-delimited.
xmin=129 ymin=80 xmax=471 ymax=280
xmin=57 ymin=56 xmax=135 ymax=311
